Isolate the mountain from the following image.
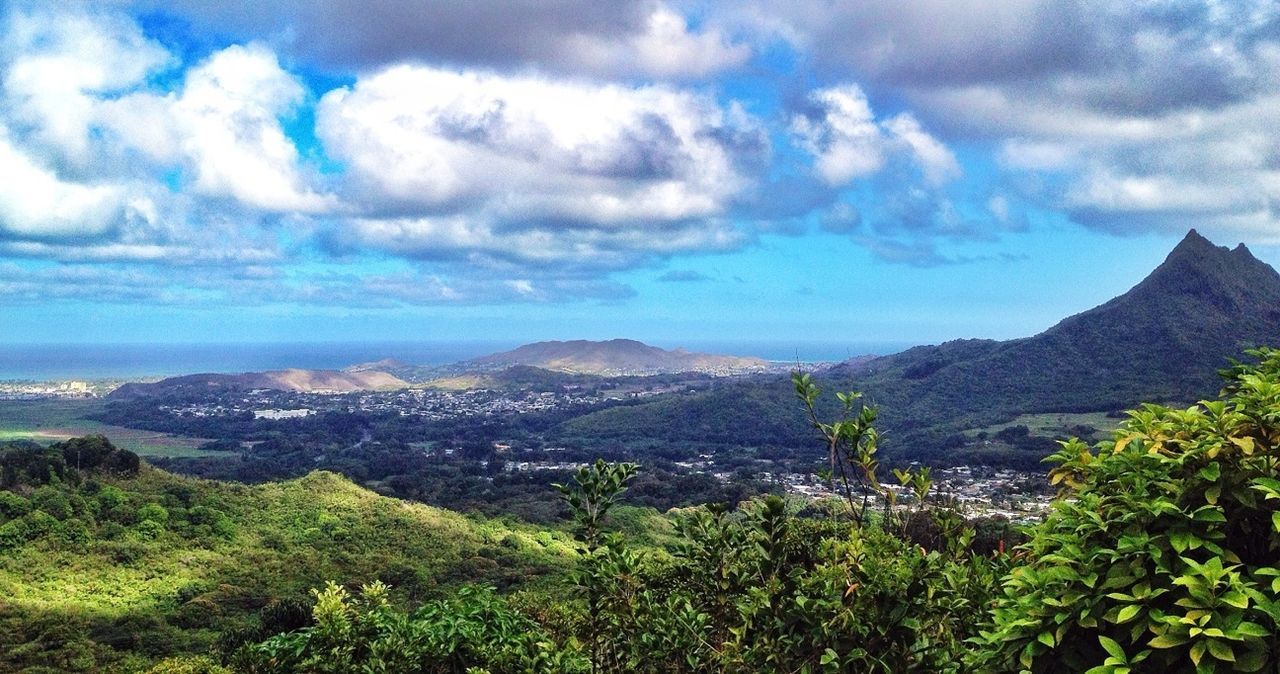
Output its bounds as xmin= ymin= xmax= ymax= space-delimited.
xmin=461 ymin=338 xmax=771 ymax=376
xmin=555 ymin=230 xmax=1280 ymax=461
xmin=841 ymin=229 xmax=1280 ymax=414
xmin=110 ymin=368 xmax=409 ymax=397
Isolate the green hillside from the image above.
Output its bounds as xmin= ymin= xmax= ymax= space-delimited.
xmin=556 ymin=230 xmax=1280 ymax=464
xmin=0 ymin=438 xmax=579 ymax=673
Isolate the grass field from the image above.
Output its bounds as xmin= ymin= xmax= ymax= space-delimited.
xmin=968 ymin=411 xmax=1120 ymax=438
xmin=0 ymin=398 xmax=217 ymax=457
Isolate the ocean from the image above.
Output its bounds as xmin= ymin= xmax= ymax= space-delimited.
xmin=0 ymin=340 xmax=916 ymax=381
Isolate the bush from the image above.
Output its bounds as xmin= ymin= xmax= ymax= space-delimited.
xmin=56 ymin=517 xmax=92 ymax=545
xmin=31 ymin=486 xmax=74 ymax=520
xmin=973 ymin=347 xmax=1280 ymax=672
xmin=22 ymin=509 xmax=58 ymax=538
xmin=0 ymin=490 xmax=30 ymax=520
xmin=0 ymin=517 xmax=30 ymax=548
xmin=145 ymin=656 xmax=233 ymax=674
xmin=139 ymin=502 xmax=170 ymax=524
xmin=234 ymin=582 xmax=580 ymax=673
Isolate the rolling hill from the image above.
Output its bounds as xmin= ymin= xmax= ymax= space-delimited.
xmin=461 ymin=338 xmax=770 ymax=376
xmin=109 ymin=368 xmax=409 ymax=398
xmin=0 ymin=441 xmax=577 ymax=672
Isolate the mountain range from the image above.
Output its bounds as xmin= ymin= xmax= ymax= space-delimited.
xmin=555 ymin=230 xmax=1280 ymax=461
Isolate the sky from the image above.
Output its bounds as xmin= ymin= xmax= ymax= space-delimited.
xmin=3 ymin=1 xmax=1280 ymax=352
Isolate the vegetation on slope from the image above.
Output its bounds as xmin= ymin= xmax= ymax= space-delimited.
xmin=10 ymin=343 xmax=1280 ymax=673
xmin=233 ymin=348 xmax=1280 ymax=673
xmin=0 ymin=437 xmax=579 ymax=673
xmin=557 ymin=230 xmax=1280 ymax=466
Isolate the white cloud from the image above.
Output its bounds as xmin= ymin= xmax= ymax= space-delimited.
xmin=791 ymin=84 xmax=958 ymax=188
xmin=728 ymin=0 xmax=1280 ymax=242
xmin=563 ymin=6 xmax=750 ymax=78
xmin=791 ymin=85 xmax=885 ymax=185
xmin=317 ymin=64 xmax=763 ymax=265
xmin=882 ymin=113 xmax=961 ymax=186
xmin=167 ymin=44 xmax=337 ymax=213
xmin=0 ymin=126 xmax=124 ymax=239
xmin=1 ymin=8 xmax=172 ymax=168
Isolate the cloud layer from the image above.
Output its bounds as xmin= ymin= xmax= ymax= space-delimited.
xmin=3 ymin=0 xmax=1280 ymax=309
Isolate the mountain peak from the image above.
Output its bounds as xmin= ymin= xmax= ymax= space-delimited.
xmin=1167 ymin=228 xmax=1218 ymax=258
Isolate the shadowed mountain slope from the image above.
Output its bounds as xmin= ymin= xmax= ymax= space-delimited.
xmin=556 ymin=231 xmax=1280 ymax=459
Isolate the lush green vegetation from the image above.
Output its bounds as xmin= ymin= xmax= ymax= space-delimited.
xmin=0 ymin=437 xmax=582 ymax=673
xmin=11 ymin=346 xmax=1280 ymax=672
xmin=225 ymin=348 xmax=1280 ymax=673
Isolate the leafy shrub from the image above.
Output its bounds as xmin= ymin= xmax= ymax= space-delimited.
xmin=0 ymin=517 xmax=30 ymax=548
xmin=145 ymin=656 xmax=233 ymax=674
xmin=31 ymin=486 xmax=74 ymax=520
xmin=0 ymin=490 xmax=30 ymax=520
xmin=234 ymin=582 xmax=582 ymax=673
xmin=139 ymin=502 xmax=170 ymax=524
xmin=57 ymin=517 xmax=92 ymax=545
xmin=551 ymin=455 xmax=1006 ymax=673
xmin=97 ymin=485 xmax=128 ymax=511
xmin=22 ymin=509 xmax=58 ymax=538
xmin=973 ymin=348 xmax=1280 ymax=672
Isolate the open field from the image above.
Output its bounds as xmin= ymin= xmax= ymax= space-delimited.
xmin=0 ymin=398 xmax=216 ymax=458
xmin=967 ymin=411 xmax=1121 ymax=439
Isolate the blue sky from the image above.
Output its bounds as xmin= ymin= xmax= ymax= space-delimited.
xmin=2 ymin=1 xmax=1279 ymax=354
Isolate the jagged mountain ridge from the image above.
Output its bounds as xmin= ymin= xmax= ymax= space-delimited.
xmin=839 ymin=229 xmax=1280 ymax=414
xmin=556 ymin=230 xmax=1280 ymax=458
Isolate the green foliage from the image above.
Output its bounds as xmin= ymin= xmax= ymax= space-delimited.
xmin=145 ymin=655 xmax=234 ymax=673
xmin=32 ymin=485 xmax=74 ymax=519
xmin=0 ymin=489 xmax=30 ymax=520
xmin=235 ymin=581 xmax=584 ymax=673
xmin=546 ymin=428 xmax=1008 ymax=672
xmin=974 ymin=347 xmax=1280 ymax=672
xmin=0 ymin=450 xmax=578 ymax=672
xmin=794 ymin=372 xmax=881 ymax=521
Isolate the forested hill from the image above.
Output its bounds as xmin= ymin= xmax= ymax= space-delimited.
xmin=558 ymin=230 xmax=1280 ymax=460
xmin=0 ymin=436 xmax=581 ymax=672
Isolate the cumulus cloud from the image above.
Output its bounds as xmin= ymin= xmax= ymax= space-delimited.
xmin=0 ymin=127 xmax=124 ymax=240
xmin=0 ymin=5 xmax=338 ymax=273
xmin=317 ymin=64 xmax=764 ymax=265
xmin=791 ymin=84 xmax=959 ymax=188
xmin=165 ymin=45 xmax=337 ymax=213
xmin=0 ymin=3 xmax=774 ymax=306
xmin=790 ymin=83 xmax=976 ymax=264
xmin=131 ymin=0 xmax=749 ymax=80
xmin=729 ymin=0 xmax=1280 ymax=242
xmin=1 ymin=7 xmax=172 ymax=169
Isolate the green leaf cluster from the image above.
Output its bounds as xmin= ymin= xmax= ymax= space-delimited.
xmin=973 ymin=347 xmax=1280 ymax=672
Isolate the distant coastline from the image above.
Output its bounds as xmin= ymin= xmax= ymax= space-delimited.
xmin=0 ymin=340 xmax=914 ymax=381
